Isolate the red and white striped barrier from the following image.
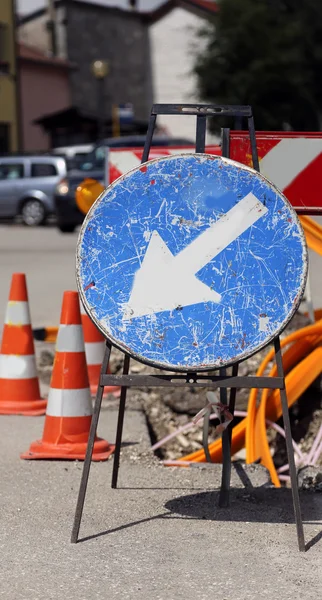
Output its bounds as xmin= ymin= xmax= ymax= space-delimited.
xmin=107 ymin=145 xmax=221 ymax=185
xmin=230 ymin=131 xmax=322 ymax=213
xmin=106 ymin=135 xmax=322 ymax=213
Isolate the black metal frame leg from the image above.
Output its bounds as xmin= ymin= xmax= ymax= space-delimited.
xmin=228 ymin=364 xmax=239 ymax=447
xmin=202 ymin=402 xmax=213 ymax=464
xmin=274 ymin=337 xmax=305 ymax=552
xmin=111 ymin=354 xmax=130 ymax=489
xmin=71 ymin=342 xmax=112 ymax=543
xmin=219 ymin=363 xmax=238 ymax=507
xmin=196 ymin=115 xmax=206 ymax=152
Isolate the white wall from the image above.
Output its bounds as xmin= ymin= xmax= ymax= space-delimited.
xmin=17 ymin=0 xmax=164 ymax=16
xmin=150 ymin=7 xmax=219 ymax=143
xmin=18 ymin=6 xmax=67 ymax=58
xmin=18 ymin=12 xmax=50 ymax=54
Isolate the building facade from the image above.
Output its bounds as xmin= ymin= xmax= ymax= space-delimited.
xmin=149 ymin=4 xmax=208 ymax=139
xmin=148 ymin=1 xmax=218 ymax=140
xmin=65 ymin=2 xmax=153 ymax=121
xmin=17 ymin=0 xmax=217 ymax=146
xmin=0 ymin=0 xmax=20 ymax=153
xmin=18 ymin=43 xmax=71 ymax=151
xmin=18 ymin=0 xmax=153 ymax=145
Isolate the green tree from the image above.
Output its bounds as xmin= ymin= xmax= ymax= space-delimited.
xmin=194 ymin=0 xmax=322 ymax=130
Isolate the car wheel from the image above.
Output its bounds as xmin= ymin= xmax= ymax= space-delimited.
xmin=58 ymin=224 xmax=76 ymax=233
xmin=21 ymin=199 xmax=46 ymax=227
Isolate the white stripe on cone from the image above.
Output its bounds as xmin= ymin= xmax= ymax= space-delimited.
xmin=0 ymin=354 xmax=37 ymax=379
xmin=46 ymin=387 xmax=93 ymax=417
xmin=85 ymin=341 xmax=105 ymax=365
xmin=56 ymin=325 xmax=85 ymax=352
xmin=5 ymin=301 xmax=31 ymax=325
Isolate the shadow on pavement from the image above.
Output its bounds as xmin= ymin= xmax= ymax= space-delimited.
xmin=164 ymin=487 xmax=321 ymax=524
xmin=164 ymin=487 xmax=322 ymax=551
xmin=77 ymin=485 xmax=322 ymax=551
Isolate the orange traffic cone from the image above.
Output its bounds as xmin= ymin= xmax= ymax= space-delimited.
xmin=21 ymin=291 xmax=114 ymax=460
xmin=80 ymin=302 xmax=120 ymax=397
xmin=0 ymin=273 xmax=46 ymax=415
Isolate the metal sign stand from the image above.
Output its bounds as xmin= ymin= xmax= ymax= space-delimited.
xmin=71 ymin=104 xmax=306 ymax=552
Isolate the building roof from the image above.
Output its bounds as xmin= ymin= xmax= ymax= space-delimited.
xmin=33 ymin=105 xmax=149 ymax=136
xmin=18 ymin=43 xmax=74 ymax=69
xmin=18 ymin=0 xmax=218 ymax=26
xmin=179 ymin=0 xmax=218 ymax=14
xmin=144 ymin=0 xmax=218 ymax=23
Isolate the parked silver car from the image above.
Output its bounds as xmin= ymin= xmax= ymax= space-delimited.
xmin=0 ymin=155 xmax=67 ymax=226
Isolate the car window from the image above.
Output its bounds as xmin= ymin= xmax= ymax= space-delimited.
xmin=76 ymin=137 xmax=194 ymax=172
xmin=0 ymin=163 xmax=24 ymax=180
xmin=78 ymin=147 xmax=105 ymax=171
xmin=31 ymin=163 xmax=57 ymax=177
xmin=75 ymin=152 xmax=90 ymax=158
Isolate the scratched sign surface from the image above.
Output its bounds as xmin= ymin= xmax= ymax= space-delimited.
xmin=76 ymin=154 xmax=307 ymax=371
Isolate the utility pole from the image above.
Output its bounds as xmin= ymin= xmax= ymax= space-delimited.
xmin=47 ymin=0 xmax=57 ymax=56
xmin=92 ymin=61 xmax=109 ymax=141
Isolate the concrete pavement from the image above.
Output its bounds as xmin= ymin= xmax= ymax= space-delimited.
xmin=0 ymin=406 xmax=322 ymax=600
xmin=1 ymin=223 xmax=322 ymax=598
xmin=1 ymin=223 xmax=322 ymax=329
xmin=0 ymin=224 xmax=79 ymax=328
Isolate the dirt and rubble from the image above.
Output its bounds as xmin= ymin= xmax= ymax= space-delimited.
xmin=36 ymin=310 xmax=322 ymax=472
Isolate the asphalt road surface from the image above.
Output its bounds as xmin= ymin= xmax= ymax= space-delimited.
xmin=1 ymin=409 xmax=322 ymax=600
xmin=0 ymin=224 xmax=80 ymax=328
xmin=1 ymin=224 xmax=322 ymax=599
xmin=1 ymin=222 xmax=322 ymax=329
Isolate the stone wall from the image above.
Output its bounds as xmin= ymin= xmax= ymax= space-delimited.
xmin=66 ymin=3 xmax=153 ymax=120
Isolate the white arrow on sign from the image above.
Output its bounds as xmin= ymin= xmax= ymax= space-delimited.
xmin=123 ymin=192 xmax=268 ymax=319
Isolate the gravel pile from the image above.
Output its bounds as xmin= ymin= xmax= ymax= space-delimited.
xmin=36 ymin=310 xmax=322 ymax=470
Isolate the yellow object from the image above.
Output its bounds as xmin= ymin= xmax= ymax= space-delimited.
xmin=253 ymin=346 xmax=322 ymax=486
xmin=91 ymin=60 xmax=109 ymax=79
xmin=32 ymin=326 xmax=58 ymax=343
xmin=300 ymin=215 xmax=322 ymax=256
xmin=245 ymin=326 xmax=322 ymax=463
xmin=112 ymin=104 xmax=121 ymax=138
xmin=0 ymin=1 xmax=19 ymax=151
xmin=44 ymin=327 xmax=58 ymax=343
xmin=245 ymin=338 xmax=317 ymax=464
xmin=175 ymin=318 xmax=322 ymax=472
xmin=75 ymin=179 xmax=105 ymax=215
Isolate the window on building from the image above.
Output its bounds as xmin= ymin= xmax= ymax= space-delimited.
xmin=0 ymin=163 xmax=24 ymax=180
xmin=31 ymin=163 xmax=57 ymax=177
xmin=0 ymin=22 xmax=9 ymax=67
xmin=0 ymin=123 xmax=10 ymax=153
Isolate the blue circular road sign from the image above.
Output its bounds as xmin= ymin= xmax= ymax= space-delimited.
xmin=76 ymin=154 xmax=307 ymax=371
